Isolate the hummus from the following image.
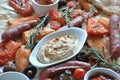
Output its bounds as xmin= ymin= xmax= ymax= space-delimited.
xmin=37 ymin=35 xmax=77 ymax=64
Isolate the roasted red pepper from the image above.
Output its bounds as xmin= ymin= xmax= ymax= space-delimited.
xmin=0 ymin=40 xmax=21 ymax=66
xmin=9 ymin=0 xmax=34 ymax=17
xmin=49 ymin=10 xmax=66 ymax=26
xmin=87 ymin=18 xmax=108 ymax=36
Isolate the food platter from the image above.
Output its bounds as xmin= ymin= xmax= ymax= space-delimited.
xmin=0 ymin=0 xmax=120 ymax=80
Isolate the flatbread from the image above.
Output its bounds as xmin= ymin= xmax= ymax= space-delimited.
xmin=0 ymin=0 xmax=21 ymax=41
xmin=89 ymin=0 xmax=120 ymax=16
xmin=87 ymin=35 xmax=109 ymax=53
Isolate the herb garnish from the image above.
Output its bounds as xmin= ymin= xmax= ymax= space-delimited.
xmin=60 ymin=2 xmax=78 ymax=28
xmin=82 ymin=5 xmax=97 ymax=27
xmin=87 ymin=48 xmax=120 ymax=72
xmin=25 ymin=14 xmax=49 ymax=49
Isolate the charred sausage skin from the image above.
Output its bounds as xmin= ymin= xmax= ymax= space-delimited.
xmin=110 ymin=15 xmax=120 ymax=59
xmin=2 ymin=20 xmax=39 ymax=41
xmin=39 ymin=61 xmax=91 ymax=80
xmin=59 ymin=16 xmax=83 ymax=30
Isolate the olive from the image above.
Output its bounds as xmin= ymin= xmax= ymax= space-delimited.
xmin=39 ymin=16 xmax=50 ymax=26
xmin=44 ymin=17 xmax=50 ymax=26
xmin=59 ymin=70 xmax=73 ymax=80
xmin=58 ymin=0 xmax=67 ymax=9
xmin=3 ymin=63 xmax=16 ymax=72
xmin=23 ymin=65 xmax=37 ymax=79
xmin=76 ymin=51 xmax=89 ymax=62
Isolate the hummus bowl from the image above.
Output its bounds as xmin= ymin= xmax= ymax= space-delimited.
xmin=29 ymin=27 xmax=87 ymax=67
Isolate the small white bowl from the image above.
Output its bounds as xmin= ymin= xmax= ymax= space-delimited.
xmin=29 ymin=27 xmax=87 ymax=67
xmin=0 ymin=72 xmax=29 ymax=80
xmin=84 ymin=67 xmax=120 ymax=80
xmin=31 ymin=0 xmax=59 ymax=16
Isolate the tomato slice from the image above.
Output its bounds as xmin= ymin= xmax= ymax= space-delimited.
xmin=49 ymin=10 xmax=61 ymax=20
xmin=87 ymin=18 xmax=109 ymax=36
xmin=73 ymin=68 xmax=86 ymax=80
xmin=49 ymin=10 xmax=66 ymax=26
xmin=50 ymin=21 xmax=61 ymax=30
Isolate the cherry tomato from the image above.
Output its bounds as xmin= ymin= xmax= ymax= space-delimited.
xmin=49 ymin=10 xmax=61 ymax=20
xmin=49 ymin=10 xmax=66 ymax=26
xmin=50 ymin=21 xmax=61 ymax=30
xmin=73 ymin=68 xmax=86 ymax=79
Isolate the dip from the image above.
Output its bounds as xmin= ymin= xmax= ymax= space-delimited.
xmin=90 ymin=73 xmax=115 ymax=80
xmin=35 ymin=0 xmax=56 ymax=5
xmin=37 ymin=35 xmax=77 ymax=64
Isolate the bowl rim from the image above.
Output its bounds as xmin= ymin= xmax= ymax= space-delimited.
xmin=84 ymin=67 xmax=120 ymax=80
xmin=0 ymin=71 xmax=29 ymax=80
xmin=29 ymin=27 xmax=87 ymax=68
xmin=31 ymin=0 xmax=59 ymax=7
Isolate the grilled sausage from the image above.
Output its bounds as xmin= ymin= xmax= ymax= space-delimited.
xmin=1 ymin=20 xmax=39 ymax=41
xmin=39 ymin=61 xmax=91 ymax=80
xmin=9 ymin=0 xmax=34 ymax=17
xmin=59 ymin=16 xmax=83 ymax=30
xmin=110 ymin=15 xmax=120 ymax=59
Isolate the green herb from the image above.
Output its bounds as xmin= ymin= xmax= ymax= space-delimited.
xmin=87 ymin=48 xmax=120 ymax=72
xmin=82 ymin=4 xmax=97 ymax=27
xmin=60 ymin=2 xmax=78 ymax=28
xmin=25 ymin=14 xmax=49 ymax=49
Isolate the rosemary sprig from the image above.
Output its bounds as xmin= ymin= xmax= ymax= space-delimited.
xmin=25 ymin=29 xmax=37 ymax=49
xmin=36 ymin=14 xmax=48 ymax=33
xmin=62 ymin=7 xmax=73 ymax=28
xmin=25 ymin=14 xmax=49 ymax=49
xmin=60 ymin=2 xmax=78 ymax=28
xmin=82 ymin=5 xmax=96 ymax=27
xmin=87 ymin=48 xmax=120 ymax=72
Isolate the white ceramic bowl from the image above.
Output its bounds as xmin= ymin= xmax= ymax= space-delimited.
xmin=84 ymin=67 xmax=120 ymax=80
xmin=31 ymin=0 xmax=59 ymax=16
xmin=29 ymin=27 xmax=87 ymax=67
xmin=0 ymin=72 xmax=29 ymax=80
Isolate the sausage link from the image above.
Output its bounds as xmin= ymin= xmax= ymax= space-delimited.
xmin=1 ymin=20 xmax=39 ymax=41
xmin=39 ymin=61 xmax=91 ymax=80
xmin=110 ymin=15 xmax=120 ymax=59
xmin=59 ymin=16 xmax=83 ymax=30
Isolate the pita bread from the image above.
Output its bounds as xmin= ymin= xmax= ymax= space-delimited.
xmin=0 ymin=0 xmax=20 ymax=41
xmin=89 ymin=0 xmax=120 ymax=16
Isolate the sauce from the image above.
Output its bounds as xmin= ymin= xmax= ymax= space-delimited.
xmin=37 ymin=35 xmax=77 ymax=64
xmin=90 ymin=73 xmax=115 ymax=80
xmin=35 ymin=0 xmax=56 ymax=5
